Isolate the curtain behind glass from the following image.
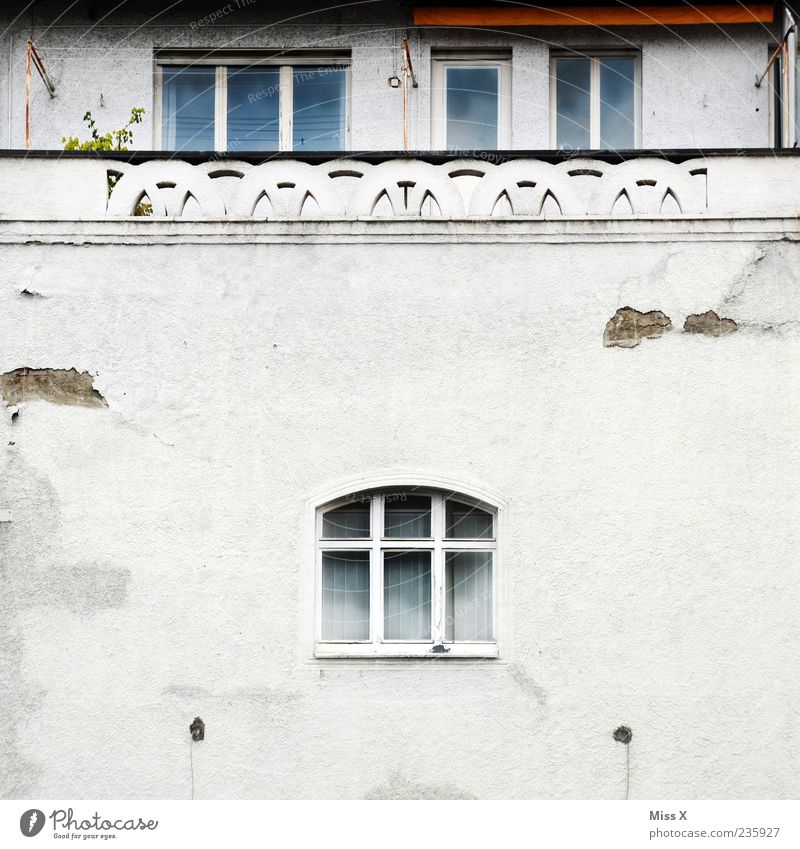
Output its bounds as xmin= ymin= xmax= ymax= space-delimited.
xmin=384 ymin=495 xmax=431 ymax=538
xmin=445 ymin=500 xmax=493 ymax=539
xmin=383 ymin=551 xmax=432 ymax=640
xmin=321 ymin=551 xmax=370 ymax=640
xmin=445 ymin=552 xmax=493 ymax=641
xmin=322 ymin=503 xmax=370 ymax=538
xmin=162 ymin=66 xmax=216 ymax=150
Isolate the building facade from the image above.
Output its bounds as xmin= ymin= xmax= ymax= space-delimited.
xmin=0 ymin=1 xmax=798 ymax=799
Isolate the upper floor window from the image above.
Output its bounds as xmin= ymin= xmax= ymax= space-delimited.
xmin=769 ymin=42 xmax=800 ymax=148
xmin=551 ymin=51 xmax=640 ymax=150
xmin=156 ymin=52 xmax=349 ymax=152
xmin=431 ymin=54 xmax=512 ymax=149
xmin=315 ymin=488 xmax=498 ymax=657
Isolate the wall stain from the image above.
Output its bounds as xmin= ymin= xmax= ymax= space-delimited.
xmin=365 ymin=771 xmax=476 ymax=800
xmin=163 ymin=685 xmax=302 ymax=705
xmin=507 ymin=663 xmax=548 ymax=708
xmin=0 ymin=452 xmax=129 ymax=797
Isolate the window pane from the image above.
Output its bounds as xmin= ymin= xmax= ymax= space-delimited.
xmin=445 ymin=500 xmax=493 ymax=539
xmin=162 ymin=66 xmax=216 ymax=151
xmin=292 ymin=66 xmax=346 ymax=150
xmin=227 ymin=67 xmax=280 ymax=151
xmin=322 ymin=502 xmax=370 ymax=538
xmin=321 ymin=551 xmax=370 ymax=640
xmin=383 ymin=551 xmax=432 ymax=640
xmin=555 ymin=57 xmax=590 ymax=150
xmin=445 ymin=552 xmax=493 ymax=641
xmin=599 ymin=57 xmax=636 ymax=149
xmin=384 ymin=494 xmax=431 ymax=538
xmin=445 ymin=66 xmax=499 ymax=150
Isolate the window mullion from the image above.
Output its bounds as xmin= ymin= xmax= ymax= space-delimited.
xmin=279 ymin=65 xmax=293 ymax=151
xmin=590 ymin=57 xmax=601 ymax=148
xmin=372 ymin=494 xmax=382 ymax=644
xmin=432 ymin=494 xmax=445 ymax=644
xmin=215 ymin=66 xmax=227 ymax=151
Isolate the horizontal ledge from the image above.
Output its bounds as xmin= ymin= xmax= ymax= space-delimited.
xmin=413 ymin=4 xmax=774 ymax=27
xmin=3 ymin=148 xmax=799 ymax=165
xmin=0 ymin=213 xmax=800 ymax=240
xmin=314 ymin=644 xmax=499 ymax=659
xmin=0 ymin=217 xmax=798 ymax=245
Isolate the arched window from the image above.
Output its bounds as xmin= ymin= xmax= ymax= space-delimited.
xmin=315 ymin=487 xmax=498 ymax=658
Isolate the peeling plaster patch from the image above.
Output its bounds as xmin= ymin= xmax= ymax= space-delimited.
xmin=0 ymin=368 xmax=107 ymax=408
xmin=603 ymin=307 xmax=672 ymax=348
xmin=507 ymin=663 xmax=548 ymax=708
xmin=365 ymin=771 xmax=476 ymax=800
xmin=684 ymin=310 xmax=738 ymax=336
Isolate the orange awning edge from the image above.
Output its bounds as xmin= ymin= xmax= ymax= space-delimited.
xmin=413 ymin=4 xmax=775 ymax=27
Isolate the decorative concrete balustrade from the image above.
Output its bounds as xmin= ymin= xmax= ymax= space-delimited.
xmin=2 ymin=152 xmax=800 ymax=221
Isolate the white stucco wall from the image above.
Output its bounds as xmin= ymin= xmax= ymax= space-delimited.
xmin=0 ymin=1 xmax=778 ymax=151
xmin=0 ymin=190 xmax=798 ymax=798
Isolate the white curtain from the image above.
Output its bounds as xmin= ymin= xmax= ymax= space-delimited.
xmin=322 ymin=504 xmax=370 ymax=538
xmin=321 ymin=552 xmax=370 ymax=640
xmin=383 ymin=551 xmax=431 ymax=640
xmin=446 ymin=552 xmax=493 ymax=641
xmin=384 ymin=496 xmax=431 ymax=538
xmin=445 ymin=501 xmax=493 ymax=539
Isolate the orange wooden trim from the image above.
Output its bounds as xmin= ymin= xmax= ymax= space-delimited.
xmin=413 ymin=4 xmax=774 ymax=27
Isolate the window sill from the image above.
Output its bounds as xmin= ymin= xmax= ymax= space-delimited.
xmin=314 ymin=643 xmax=499 ymax=659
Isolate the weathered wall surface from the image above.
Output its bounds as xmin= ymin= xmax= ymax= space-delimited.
xmin=0 ymin=1 xmax=776 ymax=150
xmin=0 ymin=218 xmax=798 ymax=799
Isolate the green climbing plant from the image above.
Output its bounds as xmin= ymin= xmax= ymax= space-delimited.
xmin=62 ymin=108 xmax=152 ymax=216
xmin=62 ymin=107 xmax=145 ymax=151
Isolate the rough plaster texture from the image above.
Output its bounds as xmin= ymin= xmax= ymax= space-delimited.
xmin=0 ymin=204 xmax=798 ymax=798
xmin=0 ymin=1 xmax=778 ymax=151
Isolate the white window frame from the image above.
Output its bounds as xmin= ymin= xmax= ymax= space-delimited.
xmin=549 ymin=50 xmax=642 ymax=149
xmin=768 ymin=40 xmax=798 ymax=148
xmin=431 ymin=55 xmax=512 ymax=149
xmin=154 ymin=52 xmax=351 ymax=152
xmin=312 ymin=484 xmax=501 ymax=659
